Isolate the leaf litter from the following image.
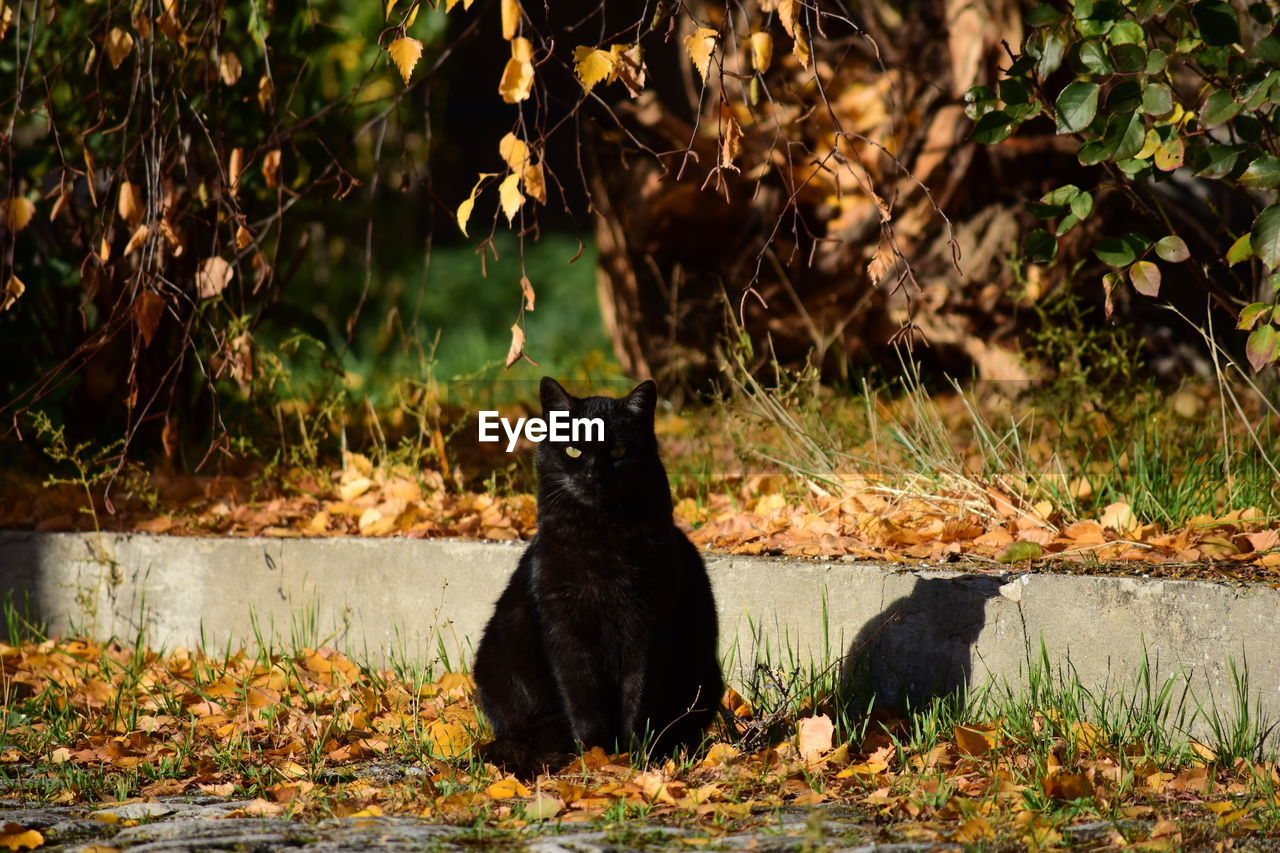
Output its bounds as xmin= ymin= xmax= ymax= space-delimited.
xmin=1 ymin=637 xmax=1277 ymax=846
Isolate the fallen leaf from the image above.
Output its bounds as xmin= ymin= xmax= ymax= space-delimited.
xmin=954 ymin=722 xmax=998 ymax=756
xmin=995 ymin=541 xmax=1042 ymax=563
xmin=0 ymin=823 xmax=43 ymax=851
xmin=797 ymin=714 xmax=834 ymax=760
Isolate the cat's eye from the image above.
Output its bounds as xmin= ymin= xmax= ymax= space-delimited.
xmin=564 ymin=446 xmax=582 ymax=458
xmin=610 ymin=445 xmax=626 ymax=459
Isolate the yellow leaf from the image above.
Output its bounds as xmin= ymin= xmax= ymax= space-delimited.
xmin=1 ymin=275 xmax=24 ymax=312
xmin=499 ymin=38 xmax=534 ymax=103
xmin=123 ymin=223 xmax=150 ymax=256
xmin=0 ymin=4 xmax=11 ymax=41
xmin=572 ymin=45 xmax=616 ymax=92
xmin=235 ymin=225 xmax=253 ymax=250
xmin=486 ymin=777 xmax=531 ymax=799
xmin=523 ymin=161 xmax=546 ymax=204
xmin=796 ymin=714 xmax=834 ymax=760
xmin=777 ymin=0 xmax=799 ymax=37
xmin=348 ymin=805 xmax=384 ymax=818
xmin=685 ymin=27 xmax=717 ymax=82
xmin=1 ymin=197 xmax=34 ymax=232
xmin=703 ymin=743 xmax=740 ymax=766
xmin=456 ymin=172 xmax=495 ymax=236
xmin=257 ymin=74 xmax=274 ymax=111
xmin=445 ymin=0 xmax=475 ymax=10
xmin=106 ymin=27 xmax=134 ymax=69
xmin=501 ymin=0 xmax=520 ymax=39
xmin=218 ymin=51 xmax=242 ymax=85
xmin=954 ymin=722 xmax=998 ymax=756
xmin=0 ymin=823 xmax=43 ymax=851
xmin=793 ymin=27 xmax=812 ymax=70
xmin=425 ymin=719 xmax=472 ymax=759
xmin=262 ymin=149 xmax=282 ymax=189
xmin=117 ymin=181 xmax=143 ymax=226
xmin=1099 ymin=501 xmax=1136 ymax=533
xmin=388 ymin=37 xmax=423 ymax=84
xmin=750 ymin=31 xmax=773 ymax=73
xmin=504 ymin=322 xmax=525 ymax=369
xmin=498 ymin=171 xmax=524 ymax=222
xmin=498 ymin=133 xmax=530 ymax=170
xmin=196 ymin=256 xmax=234 ymax=299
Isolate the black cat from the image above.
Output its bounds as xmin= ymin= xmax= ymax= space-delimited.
xmin=472 ymin=377 xmax=723 ymax=778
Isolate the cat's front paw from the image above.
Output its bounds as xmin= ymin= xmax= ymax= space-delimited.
xmin=478 ymin=739 xmax=576 ymax=780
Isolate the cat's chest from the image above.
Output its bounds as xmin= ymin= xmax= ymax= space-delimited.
xmin=529 ymin=528 xmax=677 ymax=604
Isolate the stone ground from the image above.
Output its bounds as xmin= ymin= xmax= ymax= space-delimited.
xmin=3 ymin=795 xmax=1278 ymax=852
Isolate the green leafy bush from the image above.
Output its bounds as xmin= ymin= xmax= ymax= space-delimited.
xmin=967 ymin=0 xmax=1280 ymax=371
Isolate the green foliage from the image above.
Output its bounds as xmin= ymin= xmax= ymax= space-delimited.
xmin=967 ymin=0 xmax=1280 ymax=371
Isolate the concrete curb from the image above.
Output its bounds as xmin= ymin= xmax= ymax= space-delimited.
xmin=1 ymin=532 xmax=1276 ymax=742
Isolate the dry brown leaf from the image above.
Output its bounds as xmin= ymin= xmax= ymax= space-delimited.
xmin=504 ymin=323 xmax=525 ymax=369
xmin=257 ymin=73 xmax=274 ymax=110
xmin=123 ymin=224 xmax=149 ymax=256
xmin=520 ymin=275 xmax=536 ymax=311
xmin=719 ymin=111 xmax=743 ymax=171
xmin=134 ymin=290 xmax=166 ymax=347
xmin=797 ymin=714 xmax=834 ymax=760
xmin=613 ymin=44 xmax=646 ymax=97
xmin=196 ymin=256 xmax=234 ymax=300
xmin=2 ymin=275 xmax=25 ymax=312
xmin=523 ymin=161 xmax=546 ymax=204
xmin=262 ymin=149 xmax=282 ymax=189
xmin=218 ymin=51 xmax=243 ymax=85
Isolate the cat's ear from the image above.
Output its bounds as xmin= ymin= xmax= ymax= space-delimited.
xmin=623 ymin=380 xmax=657 ymax=418
xmin=540 ymin=377 xmax=573 ymax=413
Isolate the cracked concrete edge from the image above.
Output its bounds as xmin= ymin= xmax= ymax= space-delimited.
xmin=0 ymin=531 xmax=1276 ymax=743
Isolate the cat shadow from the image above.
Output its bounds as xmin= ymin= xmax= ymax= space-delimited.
xmin=837 ymin=574 xmax=1005 ymax=715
